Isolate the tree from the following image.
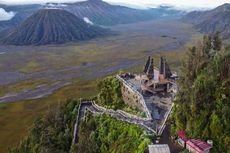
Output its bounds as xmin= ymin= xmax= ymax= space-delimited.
xmin=213 ymin=31 xmax=222 ymax=51
xmin=172 ymin=34 xmax=230 ymax=152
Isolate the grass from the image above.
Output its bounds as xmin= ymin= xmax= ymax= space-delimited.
xmin=19 ymin=60 xmax=40 ymax=73
xmin=0 ymin=79 xmax=54 ymax=97
xmin=0 ymin=80 xmax=97 ymax=153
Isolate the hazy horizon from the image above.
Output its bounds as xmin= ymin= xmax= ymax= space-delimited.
xmin=0 ymin=0 xmax=229 ymax=10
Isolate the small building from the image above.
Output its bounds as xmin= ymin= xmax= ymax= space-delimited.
xmin=148 ymin=144 xmax=171 ymax=153
xmin=186 ymin=139 xmax=212 ymax=153
xmin=177 ymin=131 xmax=188 ymax=148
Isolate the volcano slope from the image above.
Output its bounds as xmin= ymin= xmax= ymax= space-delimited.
xmin=0 ymin=9 xmax=109 ymax=45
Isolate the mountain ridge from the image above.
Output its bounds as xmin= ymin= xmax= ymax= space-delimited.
xmin=0 ymin=0 xmax=184 ymax=30
xmin=182 ymin=3 xmax=230 ymax=39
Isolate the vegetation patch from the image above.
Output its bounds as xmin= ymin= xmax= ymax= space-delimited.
xmin=9 ymin=98 xmax=152 ymax=153
xmin=19 ymin=61 xmax=40 ymax=73
xmin=9 ymin=99 xmax=79 ymax=153
xmin=97 ymin=76 xmax=144 ymax=116
xmin=0 ymin=79 xmax=54 ymax=97
xmin=75 ymin=112 xmax=152 ymax=153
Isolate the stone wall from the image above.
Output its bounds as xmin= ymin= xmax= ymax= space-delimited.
xmin=121 ymin=84 xmax=145 ymax=112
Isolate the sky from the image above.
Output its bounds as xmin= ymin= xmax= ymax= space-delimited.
xmin=0 ymin=0 xmax=229 ymax=10
xmin=0 ymin=0 xmax=229 ymax=21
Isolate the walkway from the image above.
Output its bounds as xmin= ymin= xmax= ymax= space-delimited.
xmin=72 ymin=101 xmax=157 ymax=144
xmin=72 ymin=74 xmax=176 ymax=144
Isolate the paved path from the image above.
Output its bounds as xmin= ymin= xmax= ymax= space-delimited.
xmin=72 ymin=101 xmax=157 ymax=144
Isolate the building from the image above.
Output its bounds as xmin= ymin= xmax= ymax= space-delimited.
xmin=140 ymin=56 xmax=173 ymax=95
xmin=186 ymin=139 xmax=212 ymax=153
xmin=177 ymin=131 xmax=188 ymax=148
xmin=148 ymin=144 xmax=171 ymax=153
xmin=176 ymin=131 xmax=213 ymax=153
xmin=119 ymin=56 xmax=176 ymax=120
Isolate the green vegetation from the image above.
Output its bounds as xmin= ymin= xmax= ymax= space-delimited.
xmin=9 ymin=99 xmax=79 ymax=153
xmin=9 ymin=98 xmax=151 ymax=153
xmin=97 ymin=76 xmax=144 ymax=116
xmin=74 ymin=112 xmax=152 ymax=153
xmin=171 ymin=33 xmax=230 ymax=152
xmin=180 ymin=150 xmax=190 ymax=153
xmin=97 ymin=76 xmax=124 ymax=109
xmin=19 ymin=60 xmax=40 ymax=73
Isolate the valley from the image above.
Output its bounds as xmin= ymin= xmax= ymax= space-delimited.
xmin=0 ymin=19 xmax=198 ymax=152
xmin=0 ymin=20 xmax=197 ymax=102
xmin=0 ymin=1 xmax=229 ymax=152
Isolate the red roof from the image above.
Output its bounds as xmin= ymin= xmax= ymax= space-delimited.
xmin=178 ymin=131 xmax=188 ymax=141
xmin=186 ymin=139 xmax=212 ymax=152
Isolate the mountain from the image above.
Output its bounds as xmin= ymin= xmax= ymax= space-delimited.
xmin=0 ymin=9 xmax=109 ymax=45
xmin=52 ymin=0 xmax=183 ymax=26
xmin=0 ymin=4 xmax=41 ymax=30
xmin=182 ymin=3 xmax=230 ymax=39
xmin=0 ymin=0 xmax=184 ymax=30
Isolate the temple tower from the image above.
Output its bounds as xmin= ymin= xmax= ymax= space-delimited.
xmin=146 ymin=58 xmax=154 ymax=80
xmin=159 ymin=56 xmax=172 ymax=79
xmin=143 ymin=56 xmax=151 ymax=74
xmin=143 ymin=56 xmax=154 ymax=80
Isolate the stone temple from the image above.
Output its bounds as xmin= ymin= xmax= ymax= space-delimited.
xmin=118 ymin=56 xmax=177 ymax=132
xmin=139 ymin=56 xmax=174 ymax=95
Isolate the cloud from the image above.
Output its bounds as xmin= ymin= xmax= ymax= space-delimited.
xmin=1 ymin=0 xmax=86 ymax=5
xmin=0 ymin=0 xmax=229 ymax=11
xmin=105 ymin=0 xmax=230 ymax=11
xmin=0 ymin=8 xmax=15 ymax=21
xmin=83 ymin=17 xmax=93 ymax=25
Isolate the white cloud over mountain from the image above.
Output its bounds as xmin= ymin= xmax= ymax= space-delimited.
xmin=107 ymin=0 xmax=230 ymax=10
xmin=0 ymin=0 xmax=229 ymax=10
xmin=0 ymin=8 xmax=15 ymax=21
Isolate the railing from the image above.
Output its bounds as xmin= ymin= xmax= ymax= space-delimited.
xmin=116 ymin=74 xmax=176 ymax=136
xmin=72 ymin=102 xmax=83 ymax=144
xmin=157 ymin=103 xmax=174 ymax=135
xmin=91 ymin=101 xmax=157 ymax=133
xmin=72 ymin=100 xmax=158 ymax=145
xmin=116 ymin=75 xmax=152 ymax=119
xmin=92 ymin=101 xmax=151 ymax=121
xmin=72 ymin=74 xmax=176 ymax=145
